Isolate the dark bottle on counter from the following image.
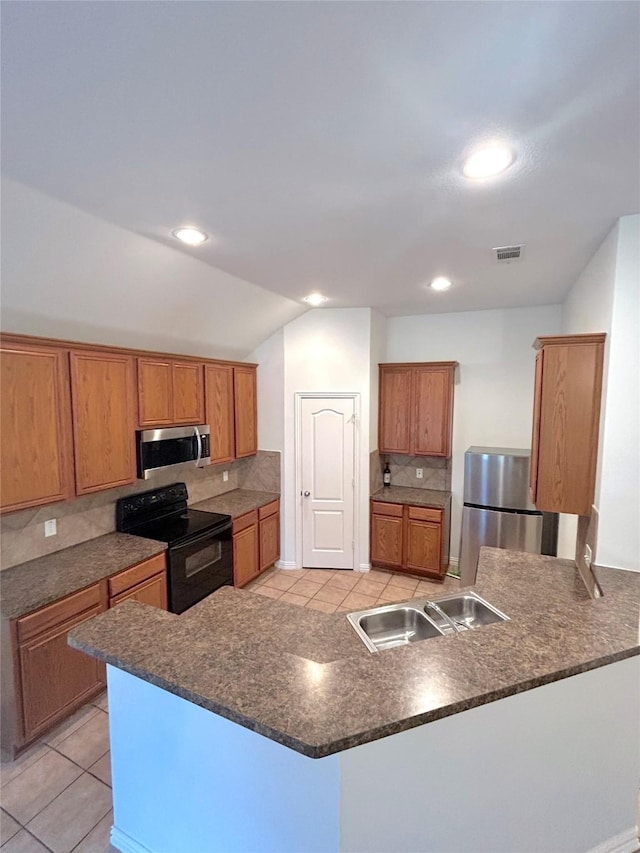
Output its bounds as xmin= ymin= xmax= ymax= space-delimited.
xmin=383 ymin=460 xmax=391 ymax=487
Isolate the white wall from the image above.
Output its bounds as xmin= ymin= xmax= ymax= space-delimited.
xmin=368 ymin=310 xmax=387 ymax=452
xmin=248 ymin=328 xmax=285 ymax=452
xmin=282 ymin=308 xmax=375 ymax=569
xmin=563 ymin=215 xmax=640 ymax=571
xmin=385 ymin=305 xmax=563 ymax=562
xmin=1 ymin=178 xmax=305 ymax=360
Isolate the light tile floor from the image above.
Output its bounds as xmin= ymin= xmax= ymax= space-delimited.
xmin=0 ymin=567 xmax=458 ymax=852
xmin=246 ymin=565 xmax=461 ymax=612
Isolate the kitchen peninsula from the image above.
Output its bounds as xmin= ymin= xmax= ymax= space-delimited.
xmin=70 ymin=549 xmax=640 ymax=853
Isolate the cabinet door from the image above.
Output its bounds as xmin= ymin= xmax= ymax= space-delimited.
xmin=233 ymin=523 xmax=259 ymax=587
xmin=110 ymin=573 xmax=167 ymax=610
xmin=371 ymin=513 xmax=404 ymax=568
xmin=172 ymin=362 xmax=204 ymax=424
xmin=534 ymin=340 xmax=604 ymax=516
xmin=379 ymin=367 xmax=412 ymax=454
xmin=205 ymin=364 xmax=235 ymax=464
xmin=234 ymin=366 xmax=257 ymax=458
xmin=0 ymin=342 xmax=72 ymax=513
xmin=405 ymin=518 xmax=442 ymax=576
xmin=529 ymin=350 xmax=544 ymax=504
xmin=18 ymin=604 xmax=106 ymax=741
xmin=138 ymin=359 xmax=173 ymax=426
xmin=71 ymin=351 xmax=136 ymax=494
xmin=413 ymin=366 xmax=454 ymax=457
xmin=259 ymin=512 xmax=280 ymax=573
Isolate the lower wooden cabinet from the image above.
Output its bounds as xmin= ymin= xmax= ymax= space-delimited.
xmin=108 ymin=553 xmax=168 ymax=610
xmin=233 ymin=501 xmax=280 ymax=588
xmin=15 ymin=584 xmax=107 ymax=745
xmin=371 ymin=500 xmax=449 ymax=580
xmin=2 ymin=553 xmax=168 ymax=759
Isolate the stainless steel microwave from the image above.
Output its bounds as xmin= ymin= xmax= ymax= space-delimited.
xmin=136 ymin=425 xmax=211 ymax=479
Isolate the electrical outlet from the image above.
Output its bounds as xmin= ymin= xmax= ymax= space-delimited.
xmin=416 ymin=468 xmax=423 ymax=479
xmin=44 ymin=519 xmax=57 ymax=537
xmin=223 ymin=471 xmax=229 ymax=482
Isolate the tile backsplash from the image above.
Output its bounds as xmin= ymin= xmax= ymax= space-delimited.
xmin=0 ymin=450 xmax=281 ymax=570
xmin=374 ymin=453 xmax=451 ymax=492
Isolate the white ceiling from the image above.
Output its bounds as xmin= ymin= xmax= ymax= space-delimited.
xmin=2 ymin=1 xmax=639 ymax=317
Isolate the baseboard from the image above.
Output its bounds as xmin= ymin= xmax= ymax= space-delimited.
xmin=276 ymin=560 xmax=298 ymax=569
xmin=111 ymin=826 xmax=154 ymax=853
xmin=587 ymin=827 xmax=639 ymax=853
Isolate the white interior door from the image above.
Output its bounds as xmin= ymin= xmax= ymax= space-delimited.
xmin=300 ymin=396 xmax=356 ymax=569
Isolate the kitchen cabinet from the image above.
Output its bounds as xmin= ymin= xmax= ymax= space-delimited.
xmin=233 ymin=510 xmax=260 ymax=588
xmin=0 ymin=339 xmax=73 ymax=514
xmin=258 ymin=500 xmax=280 ymax=573
xmin=370 ymin=502 xmax=404 ymax=568
xmin=370 ymin=500 xmax=447 ymax=579
xmin=14 ymin=584 xmax=107 ymax=745
xmin=378 ymin=362 xmax=457 ymax=458
xmin=233 ymin=500 xmax=280 ymax=587
xmin=108 ymin=553 xmax=168 ymax=610
xmin=138 ymin=358 xmax=204 ymax=427
xmin=205 ymin=363 xmax=235 ymax=464
xmin=234 ymin=366 xmax=258 ymax=458
xmin=1 ymin=552 xmax=167 ymax=758
xmin=70 ymin=350 xmax=137 ymax=495
xmin=529 ymin=334 xmax=605 ymax=516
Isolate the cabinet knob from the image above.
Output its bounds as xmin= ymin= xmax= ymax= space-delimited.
xmin=303 ymin=491 xmax=311 ymax=497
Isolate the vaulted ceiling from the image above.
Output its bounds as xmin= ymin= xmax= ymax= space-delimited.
xmin=2 ymin=1 xmax=639 ymax=317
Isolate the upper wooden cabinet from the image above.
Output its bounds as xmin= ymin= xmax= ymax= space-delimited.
xmin=70 ymin=350 xmax=137 ymax=494
xmin=205 ymin=364 xmax=235 ymax=464
xmin=234 ymin=366 xmax=258 ymax=458
xmin=379 ymin=362 xmax=457 ymax=458
xmin=138 ymin=358 xmax=204 ymax=427
xmin=0 ymin=340 xmax=73 ymax=513
xmin=529 ymin=334 xmax=605 ymax=516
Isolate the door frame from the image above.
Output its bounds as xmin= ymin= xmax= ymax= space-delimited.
xmin=294 ymin=392 xmax=361 ymax=571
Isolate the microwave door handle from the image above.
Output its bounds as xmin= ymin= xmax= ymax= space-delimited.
xmin=194 ymin=426 xmax=202 ymax=467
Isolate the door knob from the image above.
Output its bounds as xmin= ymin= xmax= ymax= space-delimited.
xmin=304 ymin=491 xmax=311 ymax=497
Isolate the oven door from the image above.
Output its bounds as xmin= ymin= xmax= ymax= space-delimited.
xmin=167 ymin=524 xmax=233 ymax=614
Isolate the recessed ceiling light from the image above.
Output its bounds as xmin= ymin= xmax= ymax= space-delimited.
xmin=430 ymin=277 xmax=452 ymax=292
xmin=172 ymin=226 xmax=208 ymax=246
xmin=303 ymin=293 xmax=328 ymax=307
xmin=463 ymin=145 xmax=514 ymax=180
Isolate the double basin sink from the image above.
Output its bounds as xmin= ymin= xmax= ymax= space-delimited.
xmin=347 ymin=591 xmax=509 ymax=653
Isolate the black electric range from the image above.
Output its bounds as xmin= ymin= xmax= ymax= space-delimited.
xmin=116 ymin=483 xmax=233 ymax=614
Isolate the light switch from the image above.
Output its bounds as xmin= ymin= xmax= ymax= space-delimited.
xmin=44 ymin=519 xmax=57 ymax=537
xmin=223 ymin=471 xmax=229 ymax=482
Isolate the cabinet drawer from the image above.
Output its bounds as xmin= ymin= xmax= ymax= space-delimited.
xmin=408 ymin=505 xmax=443 ymax=523
xmin=371 ymin=501 xmax=403 ymax=518
xmin=258 ymin=500 xmax=279 ymax=520
xmin=17 ymin=583 xmax=103 ymax=644
xmin=233 ymin=509 xmax=258 ymax=534
xmin=108 ymin=553 xmax=166 ymax=598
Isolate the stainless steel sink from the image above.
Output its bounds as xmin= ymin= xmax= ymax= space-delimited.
xmin=347 ymin=592 xmax=509 ymax=652
xmin=347 ymin=605 xmax=445 ymax=653
xmin=424 ymin=592 xmax=509 ymax=634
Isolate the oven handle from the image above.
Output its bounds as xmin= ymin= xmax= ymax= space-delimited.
xmin=194 ymin=425 xmax=202 ymax=467
xmin=171 ymin=522 xmax=232 ymax=551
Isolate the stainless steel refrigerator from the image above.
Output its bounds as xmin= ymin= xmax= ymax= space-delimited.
xmin=459 ymin=446 xmax=558 ymax=586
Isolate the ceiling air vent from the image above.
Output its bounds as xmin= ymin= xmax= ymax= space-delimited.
xmin=493 ymin=244 xmax=524 ymax=264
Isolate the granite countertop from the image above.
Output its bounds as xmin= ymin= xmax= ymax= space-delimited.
xmin=371 ymin=486 xmax=451 ymax=508
xmin=0 ymin=534 xmax=167 ymax=621
xmin=69 ymin=547 xmax=640 ymax=759
xmin=192 ymin=489 xmax=280 ymax=519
